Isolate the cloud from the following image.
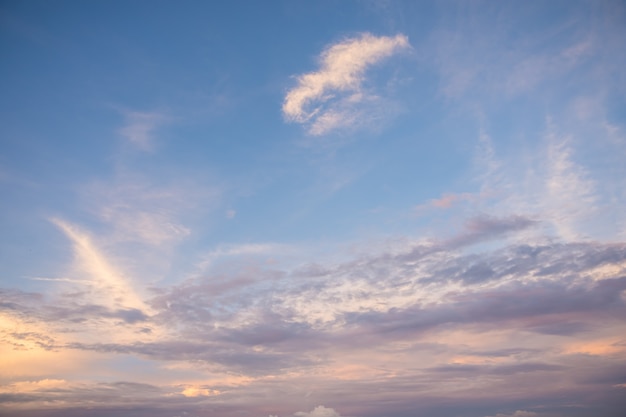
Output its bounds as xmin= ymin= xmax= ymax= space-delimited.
xmin=2 ymin=379 xmax=69 ymax=394
xmin=459 ymin=119 xmax=616 ymax=242
xmin=430 ymin=192 xmax=474 ymax=209
xmin=3 ymin=232 xmax=626 ymax=415
xmin=283 ymin=33 xmax=410 ymax=135
xmin=73 ymin=238 xmax=626 ymax=360
xmin=428 ymin=5 xmax=596 ymax=100
xmin=180 ymin=386 xmax=220 ymax=397
xmin=485 ymin=411 xmax=538 ymax=417
xmin=50 ymin=218 xmax=148 ymax=311
xmin=342 ymin=276 xmax=626 ymax=338
xmin=119 ymin=111 xmax=169 ymax=149
xmin=90 ymin=179 xmax=193 ymax=246
xmin=0 ymin=380 xmax=169 ymax=412
xmin=194 ymin=242 xmax=284 ymax=272
xmin=447 ymin=214 xmax=538 ymax=248
xmin=542 ymin=128 xmax=597 ymax=240
xmin=294 ymin=406 xmax=344 ymax=417
xmin=270 ymin=406 xmax=344 ymax=417
xmin=69 ymin=171 xmax=222 ymax=301
xmin=3 ymin=3 xmax=626 ymax=417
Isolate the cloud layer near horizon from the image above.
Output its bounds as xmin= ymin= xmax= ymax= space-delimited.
xmin=2 ymin=213 xmax=626 ymax=416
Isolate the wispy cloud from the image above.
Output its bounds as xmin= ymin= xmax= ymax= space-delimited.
xmin=79 ymin=173 xmax=220 ymax=252
xmin=543 ymin=143 xmax=595 ymax=239
xmin=50 ymin=218 xmax=148 ymax=311
xmin=283 ymin=33 xmax=410 ymax=135
xmin=434 ymin=120 xmax=609 ymax=243
xmin=88 ymin=179 xmax=193 ymax=246
xmin=414 ymin=191 xmax=479 ymax=216
xmin=428 ymin=7 xmax=594 ymax=100
xmin=119 ymin=111 xmax=169 ymax=150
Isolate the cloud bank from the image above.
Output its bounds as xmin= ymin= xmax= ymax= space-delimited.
xmin=2 ymin=217 xmax=625 ymax=416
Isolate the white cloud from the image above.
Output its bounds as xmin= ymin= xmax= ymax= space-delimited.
xmin=50 ymin=218 xmax=148 ymax=311
xmin=180 ymin=386 xmax=220 ymax=397
xmin=72 ymin=176 xmax=220 ymax=292
xmin=283 ymin=33 xmax=410 ymax=135
xmin=98 ymin=199 xmax=191 ymax=246
xmin=270 ymin=406 xmax=344 ymax=417
xmin=543 ymin=129 xmax=597 ymax=240
xmin=465 ymin=122 xmax=602 ymax=242
xmin=119 ymin=110 xmax=168 ymax=149
xmin=294 ymin=406 xmax=343 ymax=417
xmin=84 ymin=177 xmax=202 ymax=246
xmin=485 ymin=411 xmax=538 ymax=417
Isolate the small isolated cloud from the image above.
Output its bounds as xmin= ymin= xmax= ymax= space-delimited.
xmin=430 ymin=192 xmax=472 ymax=209
xmin=119 ymin=111 xmax=168 ymax=149
xmin=414 ymin=191 xmax=479 ymax=215
xmin=283 ymin=33 xmax=410 ymax=135
xmin=270 ymin=406 xmax=344 ymax=417
xmin=485 ymin=411 xmax=538 ymax=417
xmin=294 ymin=406 xmax=343 ymax=417
xmin=180 ymin=386 xmax=220 ymax=397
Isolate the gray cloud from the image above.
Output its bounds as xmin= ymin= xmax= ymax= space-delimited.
xmin=3 ymin=236 xmax=626 ymax=417
xmin=447 ymin=214 xmax=539 ymax=248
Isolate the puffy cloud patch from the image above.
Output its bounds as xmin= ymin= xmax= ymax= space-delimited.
xmin=294 ymin=406 xmax=343 ymax=417
xmin=283 ymin=33 xmax=410 ymax=135
xmin=270 ymin=405 xmax=344 ymax=417
xmin=180 ymin=386 xmax=220 ymax=397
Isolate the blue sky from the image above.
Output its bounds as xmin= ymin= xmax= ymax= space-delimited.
xmin=1 ymin=1 xmax=626 ymax=416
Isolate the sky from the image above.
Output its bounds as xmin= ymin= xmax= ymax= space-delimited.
xmin=1 ymin=1 xmax=626 ymax=416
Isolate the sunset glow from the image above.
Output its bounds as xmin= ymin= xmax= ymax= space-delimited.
xmin=1 ymin=1 xmax=625 ymax=417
